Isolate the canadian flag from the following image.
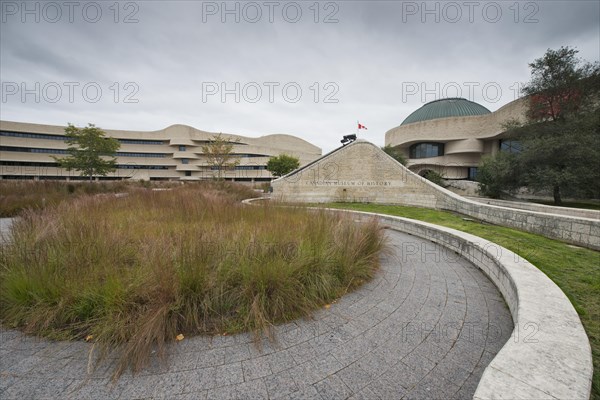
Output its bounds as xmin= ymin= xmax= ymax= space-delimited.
xmin=358 ymin=122 xmax=368 ymax=130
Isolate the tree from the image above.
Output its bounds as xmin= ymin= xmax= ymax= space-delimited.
xmin=477 ymin=152 xmax=523 ymax=198
xmin=477 ymin=47 xmax=600 ymax=204
xmin=382 ymin=145 xmax=407 ymax=165
xmin=522 ymin=46 xmax=599 ymax=122
xmin=53 ymin=123 xmax=120 ymax=181
xmin=517 ymin=110 xmax=600 ymax=203
xmin=266 ymin=154 xmax=300 ymax=177
xmin=201 ymin=133 xmax=240 ymax=180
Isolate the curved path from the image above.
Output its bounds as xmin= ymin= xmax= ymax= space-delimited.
xmin=0 ymin=230 xmax=512 ymax=399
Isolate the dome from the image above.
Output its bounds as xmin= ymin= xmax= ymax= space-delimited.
xmin=401 ymin=98 xmax=491 ymax=125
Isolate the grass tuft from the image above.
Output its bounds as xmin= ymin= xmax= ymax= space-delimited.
xmin=0 ymin=183 xmax=385 ymax=378
xmin=0 ymin=180 xmax=183 ymax=217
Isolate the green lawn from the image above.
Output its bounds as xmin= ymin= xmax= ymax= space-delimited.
xmin=324 ymin=202 xmax=600 ymax=399
xmin=532 ymin=200 xmax=600 ymax=210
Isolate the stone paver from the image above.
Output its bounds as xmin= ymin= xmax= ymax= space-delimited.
xmin=0 ymin=230 xmax=513 ymax=399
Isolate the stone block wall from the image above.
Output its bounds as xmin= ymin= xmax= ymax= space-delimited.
xmin=272 ymin=140 xmax=600 ymax=250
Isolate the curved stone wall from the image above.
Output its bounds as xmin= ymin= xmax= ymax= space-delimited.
xmin=353 ymin=209 xmax=593 ymax=400
xmin=244 ymin=198 xmax=593 ymax=399
xmin=467 ymin=197 xmax=600 ymax=220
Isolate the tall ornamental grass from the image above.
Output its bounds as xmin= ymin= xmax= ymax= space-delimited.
xmin=0 ymin=183 xmax=385 ymax=376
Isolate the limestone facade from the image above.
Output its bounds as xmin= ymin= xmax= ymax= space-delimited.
xmin=0 ymin=120 xmax=321 ymax=181
xmin=385 ymin=98 xmax=528 ymax=179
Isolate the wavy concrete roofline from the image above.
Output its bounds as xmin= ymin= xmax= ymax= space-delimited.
xmin=0 ymin=120 xmax=321 ymax=153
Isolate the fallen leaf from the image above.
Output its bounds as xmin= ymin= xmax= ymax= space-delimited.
xmin=85 ymin=335 xmax=93 ymax=342
xmin=222 ymin=332 xmax=228 ymax=336
xmin=176 ymin=334 xmax=184 ymax=341
xmin=324 ymin=304 xmax=331 ymax=309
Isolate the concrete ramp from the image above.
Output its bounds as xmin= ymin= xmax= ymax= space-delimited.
xmin=272 ymin=140 xmax=600 ymax=250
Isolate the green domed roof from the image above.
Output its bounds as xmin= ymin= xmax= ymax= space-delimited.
xmin=401 ymin=98 xmax=491 ymax=125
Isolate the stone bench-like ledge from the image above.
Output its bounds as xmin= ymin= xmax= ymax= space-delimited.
xmin=338 ymin=208 xmax=592 ymax=399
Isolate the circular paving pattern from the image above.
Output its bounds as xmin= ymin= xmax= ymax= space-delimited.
xmin=0 ymin=229 xmax=513 ymax=399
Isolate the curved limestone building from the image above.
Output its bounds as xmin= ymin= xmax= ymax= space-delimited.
xmin=385 ymin=97 xmax=527 ymax=180
xmin=0 ymin=121 xmax=321 ymax=181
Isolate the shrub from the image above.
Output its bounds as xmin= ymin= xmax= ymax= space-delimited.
xmin=423 ymin=170 xmax=445 ymax=186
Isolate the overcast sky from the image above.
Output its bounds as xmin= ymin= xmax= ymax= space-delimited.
xmin=1 ymin=0 xmax=598 ymax=153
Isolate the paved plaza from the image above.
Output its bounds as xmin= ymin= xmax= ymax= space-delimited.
xmin=0 ymin=229 xmax=513 ymax=399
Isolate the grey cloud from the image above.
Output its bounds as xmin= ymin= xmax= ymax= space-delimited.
xmin=0 ymin=0 xmax=598 ymax=153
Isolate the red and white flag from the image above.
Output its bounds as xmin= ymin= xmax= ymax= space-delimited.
xmin=358 ymin=122 xmax=368 ymax=130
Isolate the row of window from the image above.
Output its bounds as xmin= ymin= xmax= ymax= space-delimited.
xmin=1 ymin=175 xmax=126 ymax=181
xmin=119 ymin=139 xmax=164 ymax=145
xmin=0 ymin=161 xmax=169 ymax=170
xmin=210 ymin=165 xmax=267 ymax=170
xmin=1 ymin=130 xmax=166 ymax=145
xmin=409 ymin=143 xmax=445 ymax=159
xmin=118 ymin=152 xmax=167 ymax=158
xmin=231 ymin=153 xmax=269 ymax=158
xmin=1 ymin=132 xmax=261 ymax=155
xmin=0 ymin=146 xmax=168 ymax=158
xmin=409 ymin=140 xmax=522 ymax=159
xmin=1 ymin=146 xmax=68 ymax=154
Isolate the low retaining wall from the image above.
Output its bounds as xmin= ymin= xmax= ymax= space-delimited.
xmin=466 ymin=196 xmax=600 ymax=220
xmin=338 ymin=209 xmax=593 ymax=399
xmin=438 ymin=193 xmax=600 ymax=251
xmin=243 ymin=198 xmax=593 ymax=399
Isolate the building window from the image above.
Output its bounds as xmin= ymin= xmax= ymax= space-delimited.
xmin=185 ymin=171 xmax=192 ymax=177
xmin=499 ymin=139 xmax=521 ymax=153
xmin=1 ymin=131 xmax=67 ymax=141
xmin=181 ymin=158 xmax=189 ymax=164
xmin=118 ymin=139 xmax=164 ymax=145
xmin=467 ymin=167 xmax=478 ymax=181
xmin=409 ymin=143 xmax=445 ymax=159
xmin=0 ymin=146 xmax=68 ymax=154
xmin=118 ymin=152 xmax=167 ymax=158
xmin=0 ymin=131 xmax=164 ymax=145
xmin=179 ymin=145 xmax=186 ymax=151
xmin=0 ymin=146 xmax=168 ymax=158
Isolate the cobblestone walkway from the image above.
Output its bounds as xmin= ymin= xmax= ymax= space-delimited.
xmin=0 ymin=230 xmax=513 ymax=399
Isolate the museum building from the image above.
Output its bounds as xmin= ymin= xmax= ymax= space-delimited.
xmin=385 ymin=97 xmax=527 ymax=180
xmin=0 ymin=120 xmax=322 ymax=182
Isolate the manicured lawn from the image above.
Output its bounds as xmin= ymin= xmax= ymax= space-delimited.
xmin=325 ymin=202 xmax=600 ymax=399
xmin=0 ymin=184 xmax=385 ymax=378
